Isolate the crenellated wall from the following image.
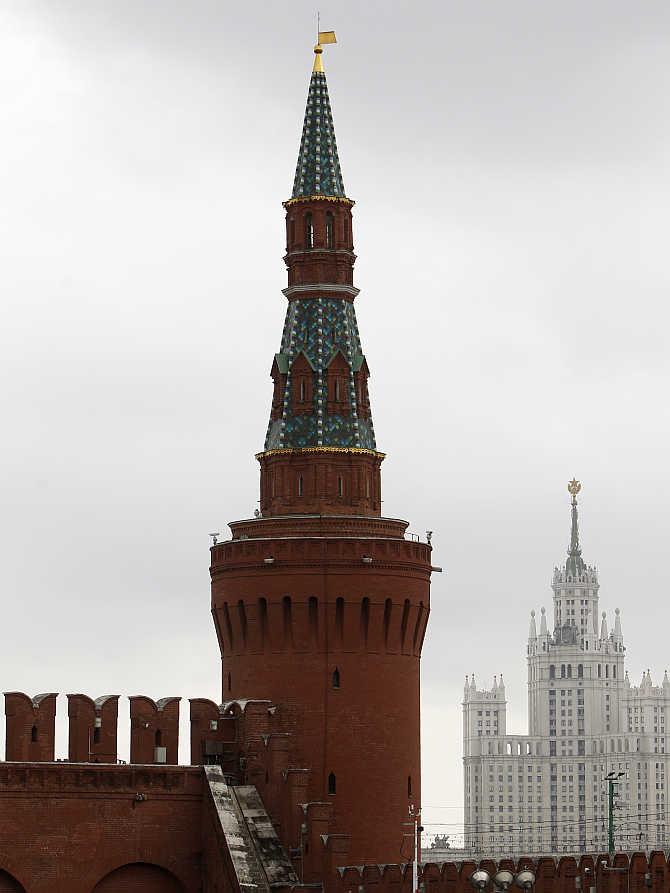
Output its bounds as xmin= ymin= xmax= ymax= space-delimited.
xmin=4 ymin=693 xmax=57 ymax=762
xmin=67 ymin=694 xmax=119 ymax=763
xmin=329 ymin=853 xmax=670 ymax=893
xmin=129 ymin=696 xmax=180 ymax=765
xmin=4 ymin=693 xmax=181 ymax=766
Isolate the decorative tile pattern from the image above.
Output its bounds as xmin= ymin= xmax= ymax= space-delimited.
xmin=264 ymin=297 xmax=376 ymax=451
xmin=292 ymin=71 xmax=345 ymax=199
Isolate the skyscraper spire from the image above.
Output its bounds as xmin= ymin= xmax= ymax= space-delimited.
xmin=566 ymin=478 xmax=586 ymax=577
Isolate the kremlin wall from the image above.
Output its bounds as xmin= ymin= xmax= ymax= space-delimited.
xmin=0 ymin=36 xmax=667 ymax=893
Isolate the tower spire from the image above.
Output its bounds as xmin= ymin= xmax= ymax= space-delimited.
xmin=293 ymin=31 xmax=344 ymax=199
xmin=566 ymin=478 xmax=586 ymax=577
xmin=258 ymin=35 xmax=381 ymax=517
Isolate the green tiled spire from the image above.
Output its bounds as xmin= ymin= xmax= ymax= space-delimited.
xmin=264 ymin=45 xmax=376 ymax=454
xmin=291 ymin=70 xmax=345 ymax=199
xmin=264 ymin=298 xmax=376 ymax=451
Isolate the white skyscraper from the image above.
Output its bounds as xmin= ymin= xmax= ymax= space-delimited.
xmin=463 ymin=481 xmax=669 ymax=857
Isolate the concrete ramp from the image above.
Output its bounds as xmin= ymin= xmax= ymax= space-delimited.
xmin=204 ymin=766 xmax=299 ymax=892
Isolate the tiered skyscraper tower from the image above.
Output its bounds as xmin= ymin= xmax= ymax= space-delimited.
xmin=210 ymin=36 xmax=435 ymax=865
xmin=463 ymin=482 xmax=669 ymax=857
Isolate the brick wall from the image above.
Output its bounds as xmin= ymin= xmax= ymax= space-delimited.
xmin=329 ymin=853 xmax=670 ymax=893
xmin=0 ymin=763 xmax=203 ymax=893
xmin=92 ymin=863 xmax=184 ymax=891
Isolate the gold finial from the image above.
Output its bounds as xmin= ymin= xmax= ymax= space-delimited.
xmin=568 ymin=478 xmax=582 ymax=498
xmin=313 ymin=29 xmax=337 ymax=73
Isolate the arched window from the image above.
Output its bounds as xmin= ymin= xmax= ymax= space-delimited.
xmin=567 ymin=664 xmax=572 ymax=678
xmin=328 ymin=772 xmax=336 ymax=795
xmin=283 ymin=596 xmax=292 ymax=647
xmin=223 ymin=602 xmax=234 ymax=648
xmin=561 ymin=664 xmax=566 ymax=678
xmin=613 ymin=665 xmax=617 ymax=679
xmin=360 ymin=597 xmax=370 ymax=645
xmin=578 ymin=664 xmax=584 ymax=678
xmin=549 ymin=665 xmax=556 ymax=679
xmin=259 ymin=597 xmax=268 ymax=649
xmin=325 ymin=212 xmax=334 ymax=248
xmin=335 ymin=597 xmax=344 ymax=648
xmin=93 ymin=726 xmax=101 ymax=745
xmin=598 ymin=664 xmax=602 ymax=678
xmin=227 ymin=672 xmax=232 ymax=691
xmin=338 ymin=475 xmax=344 ymax=497
xmin=31 ymin=725 xmax=38 ymax=743
xmin=298 ymin=474 xmax=304 ymax=497
xmin=407 ymin=775 xmax=412 ymax=797
xmin=305 ymin=212 xmax=313 ymax=248
xmin=332 ymin=667 xmax=340 ymax=689
xmin=400 ymin=599 xmax=411 ymax=651
xmin=292 ymin=353 xmax=314 ymax=415
xmin=308 ymin=596 xmax=318 ymax=647
xmin=237 ymin=599 xmax=248 ymax=645
xmin=606 ymin=665 xmax=609 ymax=678
xmin=383 ymin=598 xmax=392 ymax=648
xmin=155 ymin=729 xmax=162 ymax=747
xmin=270 ymin=358 xmax=287 ymax=421
xmin=354 ymin=359 xmax=371 ymax=419
xmin=326 ymin=352 xmax=350 ymax=416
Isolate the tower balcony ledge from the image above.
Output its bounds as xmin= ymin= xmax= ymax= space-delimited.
xmin=281 ymin=283 xmax=360 ymax=300
xmin=227 ymin=513 xmax=411 ymax=541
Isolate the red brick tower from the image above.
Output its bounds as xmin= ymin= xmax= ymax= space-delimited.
xmin=210 ymin=37 xmax=434 ymax=865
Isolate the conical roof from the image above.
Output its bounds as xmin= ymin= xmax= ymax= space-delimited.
xmin=291 ymin=69 xmax=346 ymax=199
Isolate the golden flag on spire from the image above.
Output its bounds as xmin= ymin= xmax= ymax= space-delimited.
xmin=313 ymin=30 xmax=337 ymax=72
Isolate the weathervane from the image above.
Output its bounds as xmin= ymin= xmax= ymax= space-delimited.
xmin=313 ymin=14 xmax=337 ymax=73
xmin=568 ymin=478 xmax=581 ymax=501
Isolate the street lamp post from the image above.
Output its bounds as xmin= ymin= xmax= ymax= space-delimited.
xmin=605 ymin=771 xmax=626 ymax=859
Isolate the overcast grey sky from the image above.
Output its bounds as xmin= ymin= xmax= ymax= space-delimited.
xmin=2 ymin=0 xmax=670 ymax=845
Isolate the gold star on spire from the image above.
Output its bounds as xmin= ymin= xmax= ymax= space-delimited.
xmin=568 ymin=478 xmax=581 ymax=498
